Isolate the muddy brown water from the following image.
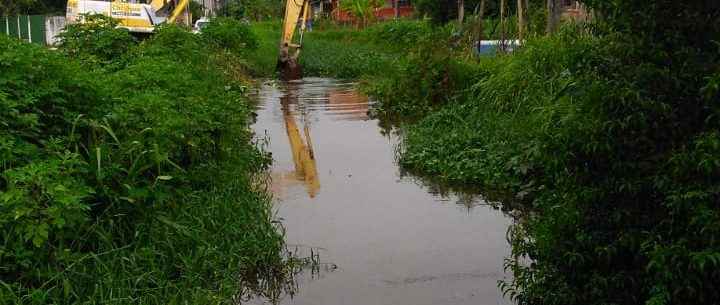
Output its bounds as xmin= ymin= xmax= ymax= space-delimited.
xmin=249 ymin=78 xmax=513 ymax=305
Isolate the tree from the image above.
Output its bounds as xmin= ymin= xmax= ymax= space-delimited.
xmin=499 ymin=0 xmax=506 ymax=50
xmin=340 ymin=0 xmax=384 ymax=28
xmin=545 ymin=0 xmax=559 ymax=34
xmin=458 ymin=0 xmax=465 ymax=25
xmin=506 ymin=1 xmax=720 ymax=304
xmin=475 ymin=0 xmax=486 ymax=40
xmin=516 ymin=0 xmax=526 ymax=40
xmin=1 ymin=0 xmax=66 ymax=15
xmin=415 ymin=0 xmax=452 ymax=24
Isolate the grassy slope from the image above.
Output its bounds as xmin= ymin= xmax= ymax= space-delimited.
xmin=247 ymin=21 xmax=400 ymax=79
xmin=0 ymin=23 xmax=285 ymax=304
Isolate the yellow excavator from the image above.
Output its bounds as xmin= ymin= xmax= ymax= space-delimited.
xmin=66 ymin=0 xmax=190 ymax=33
xmin=277 ymin=0 xmax=312 ymax=80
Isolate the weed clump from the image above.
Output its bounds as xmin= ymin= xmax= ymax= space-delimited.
xmin=393 ymin=14 xmax=720 ymax=305
xmin=57 ymin=14 xmax=136 ymax=69
xmin=1 ymin=16 xmax=282 ymax=304
xmin=201 ymin=17 xmax=259 ymax=53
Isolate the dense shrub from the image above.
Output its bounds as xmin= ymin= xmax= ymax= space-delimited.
xmin=57 ymin=14 xmax=136 ymax=69
xmin=1 ymin=18 xmax=282 ymax=304
xmin=299 ymin=36 xmax=396 ymax=79
xmin=363 ymin=20 xmax=433 ymax=49
xmin=201 ymin=17 xmax=259 ymax=52
xmin=366 ymin=25 xmax=484 ymax=118
xmin=393 ymin=8 xmax=720 ymax=305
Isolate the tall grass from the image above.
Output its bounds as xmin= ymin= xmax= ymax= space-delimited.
xmin=379 ymin=21 xmax=720 ymax=305
xmin=247 ymin=20 xmax=421 ymax=79
xmin=244 ymin=21 xmax=282 ymax=77
xmin=1 ymin=16 xmax=289 ymax=304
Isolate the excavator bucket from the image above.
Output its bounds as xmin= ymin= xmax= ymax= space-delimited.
xmin=278 ymin=0 xmax=310 ymax=80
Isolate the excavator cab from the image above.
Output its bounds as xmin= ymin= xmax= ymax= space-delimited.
xmin=277 ymin=0 xmax=311 ymax=80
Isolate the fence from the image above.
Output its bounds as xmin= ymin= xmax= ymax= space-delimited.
xmin=1 ymin=15 xmax=66 ymax=45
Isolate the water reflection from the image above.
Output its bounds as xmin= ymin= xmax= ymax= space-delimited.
xmin=280 ymin=85 xmax=320 ymax=198
xmin=268 ymin=80 xmax=371 ymax=199
xmin=250 ymin=78 xmax=513 ymax=305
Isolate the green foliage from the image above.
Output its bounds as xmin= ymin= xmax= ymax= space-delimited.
xmin=299 ymin=32 xmax=397 ymax=79
xmin=220 ymin=0 xmax=284 ymax=21
xmin=414 ymin=0 xmax=452 ymax=24
xmin=242 ymin=21 xmax=283 ymax=76
xmin=188 ymin=0 xmax=203 ymax=23
xmin=246 ymin=21 xmax=400 ymax=79
xmin=0 ymin=0 xmax=65 ymax=15
xmin=414 ymin=0 xmax=514 ymax=24
xmin=201 ymin=17 xmax=259 ymax=52
xmin=363 ymin=20 xmax=433 ymax=47
xmin=1 ymin=18 xmax=283 ymax=304
xmin=57 ymin=14 xmax=136 ymax=69
xmin=365 ymin=23 xmax=483 ymax=118
xmin=311 ymin=3 xmax=720 ymax=305
xmin=386 ymin=17 xmax=720 ymax=305
xmin=340 ymin=0 xmax=384 ymax=27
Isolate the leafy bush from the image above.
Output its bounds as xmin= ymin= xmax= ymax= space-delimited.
xmin=393 ymin=14 xmax=720 ymax=305
xmin=1 ymin=18 xmax=281 ymax=304
xmin=57 ymin=14 xmax=136 ymax=69
xmin=201 ymin=17 xmax=259 ymax=52
xmin=366 ymin=25 xmax=484 ymax=118
xmin=363 ymin=19 xmax=433 ymax=48
xmin=299 ymin=36 xmax=396 ymax=79
xmin=339 ymin=0 xmax=384 ymax=27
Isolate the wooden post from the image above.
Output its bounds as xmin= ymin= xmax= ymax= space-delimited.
xmin=546 ymin=0 xmax=559 ymax=34
xmin=500 ymin=0 xmax=506 ymax=52
xmin=470 ymin=0 xmax=486 ymax=57
xmin=394 ymin=0 xmax=399 ymax=19
xmin=458 ymin=0 xmax=465 ymax=25
xmin=517 ymin=0 xmax=525 ymax=41
xmin=477 ymin=0 xmax=486 ymax=41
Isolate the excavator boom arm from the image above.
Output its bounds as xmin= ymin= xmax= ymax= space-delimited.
xmin=167 ymin=0 xmax=190 ymax=24
xmin=278 ymin=0 xmax=310 ymax=80
xmin=281 ymin=0 xmax=310 ymax=46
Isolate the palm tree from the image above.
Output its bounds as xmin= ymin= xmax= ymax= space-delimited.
xmin=340 ymin=0 xmax=384 ymax=28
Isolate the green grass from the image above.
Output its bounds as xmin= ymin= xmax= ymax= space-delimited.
xmin=247 ymin=21 xmax=405 ymax=79
xmin=244 ymin=21 xmax=282 ymax=77
xmin=1 ymin=17 xmax=291 ymax=304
